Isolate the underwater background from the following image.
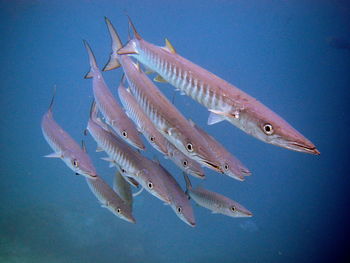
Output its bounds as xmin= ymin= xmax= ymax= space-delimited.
xmin=1 ymin=0 xmax=349 ymax=262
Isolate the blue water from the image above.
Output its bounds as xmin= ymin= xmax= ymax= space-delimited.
xmin=1 ymin=0 xmax=349 ymax=262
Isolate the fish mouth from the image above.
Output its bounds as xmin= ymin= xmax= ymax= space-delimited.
xmin=286 ymin=142 xmax=320 ymax=155
xmin=126 ymin=216 xmax=136 ymax=224
xmin=84 ymin=173 xmax=98 ymax=179
xmin=188 ymin=221 xmax=196 ymax=227
xmin=201 ymin=160 xmax=222 ymax=172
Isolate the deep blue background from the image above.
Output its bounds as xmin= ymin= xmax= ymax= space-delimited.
xmin=1 ymin=0 xmax=349 ymax=262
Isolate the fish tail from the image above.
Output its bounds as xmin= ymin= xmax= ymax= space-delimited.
xmin=126 ymin=15 xmax=142 ymax=40
xmin=103 ymin=17 xmax=122 ymax=71
xmin=83 ymin=40 xmax=99 ymax=79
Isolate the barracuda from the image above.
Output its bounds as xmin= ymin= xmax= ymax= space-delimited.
xmin=83 ymin=40 xmax=145 ymax=151
xmin=104 ymin=17 xmax=222 ymax=173
xmin=41 ymin=88 xmax=97 ymax=179
xmin=116 ymin=17 xmax=319 ymax=155
xmin=184 ymin=175 xmax=252 ymax=218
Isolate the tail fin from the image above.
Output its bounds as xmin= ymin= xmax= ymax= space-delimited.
xmin=103 ymin=17 xmax=122 ymax=71
xmin=83 ymin=40 xmax=98 ymax=79
xmin=183 ymin=174 xmax=192 ymax=193
xmin=127 ymin=15 xmax=142 ymax=40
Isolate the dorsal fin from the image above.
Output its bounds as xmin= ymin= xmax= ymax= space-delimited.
xmin=127 ymin=15 xmax=142 ymax=40
xmin=48 ymin=85 xmax=57 ymax=113
xmin=81 ymin=140 xmax=87 ymax=153
xmin=89 ymin=99 xmax=98 ymax=120
xmin=165 ymin=38 xmax=176 ymax=54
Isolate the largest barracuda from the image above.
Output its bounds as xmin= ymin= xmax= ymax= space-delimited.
xmin=115 ymin=18 xmax=319 ymax=155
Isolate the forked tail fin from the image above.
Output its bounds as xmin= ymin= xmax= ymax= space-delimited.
xmin=83 ymin=40 xmax=99 ymax=79
xmin=103 ymin=17 xmax=122 ymax=71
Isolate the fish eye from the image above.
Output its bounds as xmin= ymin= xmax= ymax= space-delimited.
xmin=117 ymin=208 xmax=121 ymax=214
xmin=262 ymin=123 xmax=274 ymax=135
xmin=230 ymin=206 xmax=236 ymax=212
xmin=182 ymin=160 xmax=188 ymax=167
xmin=186 ymin=143 xmax=194 ymax=152
xmin=224 ymin=164 xmax=229 ymax=171
xmin=72 ymin=159 xmax=79 ymax=168
xmin=177 ymin=206 xmax=182 ymax=214
xmin=149 ymin=136 xmax=155 ymax=142
xmin=147 ymin=181 xmax=153 ymax=189
xmin=122 ymin=130 xmax=128 ymax=138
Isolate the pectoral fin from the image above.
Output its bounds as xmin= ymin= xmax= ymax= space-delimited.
xmin=43 ymin=152 xmax=62 ymax=158
xmin=207 ymin=110 xmax=226 ymax=125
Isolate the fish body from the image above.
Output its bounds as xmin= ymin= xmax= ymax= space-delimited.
xmin=87 ymin=101 xmax=170 ymax=203
xmin=41 ymin=89 xmax=97 ymax=179
xmin=117 ymin=82 xmax=168 ymax=155
xmin=116 ymin=19 xmax=319 ymax=155
xmin=86 ymin=176 xmax=135 ymax=223
xmin=83 ymin=40 xmax=145 ymax=151
xmin=184 ymin=175 xmax=252 ymax=218
xmin=118 ymin=81 xmax=204 ymax=179
xmin=104 ymin=17 xmax=221 ymax=173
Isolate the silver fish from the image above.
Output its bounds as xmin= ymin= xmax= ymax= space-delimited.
xmin=104 ymin=17 xmax=221 ymax=173
xmin=86 ymin=100 xmax=170 ymax=203
xmin=116 ymin=18 xmax=319 ymax=155
xmin=83 ymin=40 xmax=145 ymax=151
xmin=41 ymin=88 xmax=97 ymax=179
xmin=184 ymin=175 xmax=252 ymax=218
xmin=86 ymin=175 xmax=135 ymax=223
xmin=118 ymin=80 xmax=204 ymax=179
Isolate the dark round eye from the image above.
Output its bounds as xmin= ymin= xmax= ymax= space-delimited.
xmin=186 ymin=143 xmax=193 ymax=152
xmin=182 ymin=160 xmax=188 ymax=167
xmin=147 ymin=181 xmax=153 ymax=189
xmin=224 ymin=164 xmax=229 ymax=170
xmin=263 ymin=123 xmax=274 ymax=135
xmin=177 ymin=207 xmax=182 ymax=213
xmin=122 ymin=131 xmax=128 ymax=138
xmin=121 ymin=168 xmax=126 ymax=173
xmin=117 ymin=208 xmax=121 ymax=214
xmin=72 ymin=159 xmax=78 ymax=168
xmin=150 ymin=136 xmax=155 ymax=142
xmin=230 ymin=206 xmax=236 ymax=212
